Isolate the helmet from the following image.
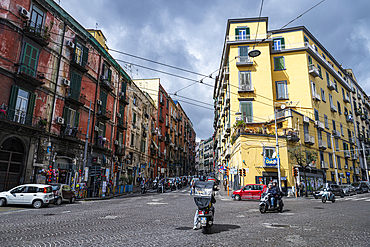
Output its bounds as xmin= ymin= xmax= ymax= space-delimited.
xmin=268 ymin=183 xmax=273 ymax=187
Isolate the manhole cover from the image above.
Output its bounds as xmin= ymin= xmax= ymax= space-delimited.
xmin=43 ymin=214 xmax=55 ymax=216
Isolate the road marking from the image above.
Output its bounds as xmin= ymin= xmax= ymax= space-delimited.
xmin=61 ymin=211 xmax=71 ymax=214
xmin=365 ymin=199 xmax=370 ymax=202
xmin=147 ymin=202 xmax=168 ymax=205
xmin=101 ymin=215 xmax=118 ymax=219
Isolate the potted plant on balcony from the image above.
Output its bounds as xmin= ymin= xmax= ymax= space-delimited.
xmin=0 ymin=109 xmax=6 ymax=119
xmin=38 ymin=119 xmax=47 ymax=128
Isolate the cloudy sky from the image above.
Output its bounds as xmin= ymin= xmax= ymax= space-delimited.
xmin=59 ymin=0 xmax=370 ymax=141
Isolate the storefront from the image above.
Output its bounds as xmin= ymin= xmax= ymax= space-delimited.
xmin=299 ymin=168 xmax=325 ymax=192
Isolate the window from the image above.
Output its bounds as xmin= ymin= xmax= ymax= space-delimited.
xmin=273 ymin=38 xmax=285 ymax=50
xmin=118 ymin=104 xmax=125 ymax=126
xmin=26 ymin=186 xmax=38 ymax=193
xmin=329 ymin=94 xmax=333 ymax=106
xmin=311 ymin=81 xmax=317 ymax=96
xmin=332 ymin=120 xmax=336 ymax=130
xmin=167 ymin=99 xmax=169 ymax=109
xmin=235 ymin=27 xmax=250 ymax=40
xmin=133 ymin=96 xmax=137 ymax=106
xmin=321 ymin=88 xmax=326 ymax=102
xmin=317 ymin=64 xmax=322 ymax=78
xmin=274 ymin=56 xmax=285 ymax=70
xmin=69 ymin=70 xmax=82 ymax=101
xmin=130 ymin=133 xmax=135 ymax=146
xmin=324 ymin=115 xmax=329 ymax=129
xmin=327 ymin=133 xmax=331 ymax=148
xmin=264 ymin=147 xmax=275 ymax=159
xmin=308 ymin=55 xmax=312 ymax=65
xmin=342 ymin=88 xmax=346 ymax=100
xmin=30 ymin=5 xmax=44 ymax=31
xmin=63 ymin=107 xmax=80 ymax=128
xmin=329 ymin=153 xmax=333 ymax=168
xmin=344 ymin=107 xmax=348 ymax=116
xmin=240 ymin=101 xmax=252 ymax=123
xmin=141 ymin=139 xmax=146 ymax=153
xmin=340 ymin=124 xmax=343 ymax=136
xmin=304 ymin=36 xmax=309 ymax=44
xmin=322 ymin=53 xmax=326 ymax=60
xmin=117 ymin=131 xmax=123 ymax=147
xmin=99 ymin=90 xmax=108 ymax=114
xmin=73 ymin=41 xmax=89 ymax=67
xmin=334 ymin=79 xmax=338 ymax=92
xmin=97 ymin=122 xmax=106 ymax=138
xmin=239 ymin=71 xmax=252 ymax=91
xmin=238 ymin=46 xmax=250 ymax=62
xmin=102 ymin=62 xmax=112 ymax=82
xmin=337 ymin=156 xmax=341 ymax=170
xmin=337 ymin=101 xmax=341 ymax=114
xmin=314 ymin=109 xmax=319 ymax=121
xmin=326 ymin=71 xmax=330 ymax=86
xmin=335 ymin=138 xmax=339 ymax=151
xmin=275 ymin=81 xmax=288 ymax=99
xmin=8 ymin=86 xmax=36 ymax=125
xmin=20 ymin=43 xmax=39 ymax=77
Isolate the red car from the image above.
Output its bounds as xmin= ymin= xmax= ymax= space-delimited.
xmin=232 ymin=184 xmax=267 ymax=200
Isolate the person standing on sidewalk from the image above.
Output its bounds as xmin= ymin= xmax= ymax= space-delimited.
xmin=296 ymin=183 xmax=300 ymax=197
xmin=299 ymin=182 xmax=304 ymax=197
xmin=190 ymin=178 xmax=195 ymax=195
xmin=223 ymin=179 xmax=227 ymax=191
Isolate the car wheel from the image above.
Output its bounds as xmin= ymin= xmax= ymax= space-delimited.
xmin=332 ymin=195 xmax=335 ymax=203
xmin=0 ymin=198 xmax=6 ymax=207
xmin=32 ymin=200 xmax=43 ymax=209
xmin=340 ymin=192 xmax=344 ymax=198
xmin=56 ymin=197 xmax=62 ymax=205
xmin=70 ymin=197 xmax=76 ymax=204
xmin=235 ymin=195 xmax=241 ymax=201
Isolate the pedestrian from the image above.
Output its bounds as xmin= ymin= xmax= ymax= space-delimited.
xmin=190 ymin=178 xmax=195 ymax=195
xmin=299 ymin=182 xmax=304 ymax=197
xmin=223 ymin=179 xmax=227 ymax=191
xmin=296 ymin=183 xmax=300 ymax=197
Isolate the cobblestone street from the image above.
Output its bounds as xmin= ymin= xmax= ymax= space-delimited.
xmin=1 ymin=188 xmax=370 ymax=246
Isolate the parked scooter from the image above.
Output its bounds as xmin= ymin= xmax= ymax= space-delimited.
xmin=194 ymin=181 xmax=217 ymax=234
xmin=140 ymin=183 xmax=146 ymax=194
xmin=259 ymin=192 xmax=284 ymax=213
xmin=322 ymin=188 xmax=335 ymax=203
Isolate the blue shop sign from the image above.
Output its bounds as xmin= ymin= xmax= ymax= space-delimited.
xmin=264 ymin=157 xmax=279 ymax=167
xmin=346 ymin=172 xmax=350 ymax=176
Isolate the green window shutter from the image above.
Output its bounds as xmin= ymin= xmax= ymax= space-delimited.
xmin=246 ymin=102 xmax=252 ymax=122
xmin=72 ymin=41 xmax=77 ymax=63
xmin=235 ymin=28 xmax=239 ymax=40
xmin=74 ymin=111 xmax=80 ymax=127
xmin=308 ymin=56 xmax=312 ymax=65
xmin=100 ymin=91 xmax=107 ymax=107
xmin=62 ymin=107 xmax=69 ymax=126
xmin=82 ymin=46 xmax=89 ymax=67
xmin=274 ymin=57 xmax=284 ymax=70
xmin=108 ymin=68 xmax=112 ymax=82
xmin=21 ymin=43 xmax=39 ymax=76
xmin=8 ymin=85 xmax=19 ymax=119
xmin=25 ymin=92 xmax=36 ymax=125
xmin=246 ymin=28 xmax=250 ymax=39
xmin=70 ymin=71 xmax=82 ymax=100
xmin=121 ymin=81 xmax=127 ymax=93
xmin=280 ymin=38 xmax=285 ymax=49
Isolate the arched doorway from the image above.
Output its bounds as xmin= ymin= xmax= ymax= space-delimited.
xmin=0 ymin=137 xmax=25 ymax=191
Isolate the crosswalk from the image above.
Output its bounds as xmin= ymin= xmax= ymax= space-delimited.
xmin=343 ymin=195 xmax=370 ymax=201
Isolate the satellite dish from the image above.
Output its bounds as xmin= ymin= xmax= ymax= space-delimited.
xmin=281 ymin=104 xmax=286 ymax=110
xmin=248 ymin=49 xmax=261 ymax=57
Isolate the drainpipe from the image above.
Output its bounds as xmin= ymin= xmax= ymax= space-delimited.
xmin=90 ymin=54 xmax=102 ymax=154
xmin=49 ymin=21 xmax=67 ymax=133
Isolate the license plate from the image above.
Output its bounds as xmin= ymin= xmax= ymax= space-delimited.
xmin=200 ymin=217 xmax=207 ymax=223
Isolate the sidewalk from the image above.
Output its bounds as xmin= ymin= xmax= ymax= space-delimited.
xmin=77 ymin=185 xmax=141 ymax=201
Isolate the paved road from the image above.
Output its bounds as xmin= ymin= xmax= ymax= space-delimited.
xmin=1 ymin=188 xmax=370 ymax=246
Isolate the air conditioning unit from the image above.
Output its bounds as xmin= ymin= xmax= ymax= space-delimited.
xmin=119 ymin=92 xmax=125 ymax=96
xmin=66 ymin=40 xmax=75 ymax=49
xmin=117 ymin=112 xmax=121 ymax=118
xmin=114 ymin=140 xmax=119 ymax=145
xmin=100 ymin=75 xmax=108 ymax=81
xmin=20 ymin=7 xmax=30 ymax=19
xmin=303 ymin=116 xmax=310 ymax=124
xmin=56 ymin=117 xmax=64 ymax=125
xmin=235 ymin=116 xmax=241 ymax=121
xmin=62 ymin=78 xmax=70 ymax=86
xmin=97 ymin=99 xmax=102 ymax=105
xmin=114 ymin=156 xmax=118 ymax=162
xmin=94 ymin=126 xmax=99 ymax=132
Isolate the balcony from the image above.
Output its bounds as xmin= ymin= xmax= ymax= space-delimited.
xmin=60 ymin=125 xmax=82 ymax=140
xmin=344 ymin=150 xmax=351 ymax=158
xmin=351 ymin=152 xmax=358 ymax=160
xmin=159 ymin=115 xmax=164 ymax=123
xmin=318 ymin=139 xmax=327 ymax=150
xmin=304 ymin=134 xmax=315 ymax=145
xmin=286 ymin=130 xmax=300 ymax=142
xmin=0 ymin=107 xmax=50 ymax=132
xmin=346 ymin=116 xmax=354 ymax=123
xmin=236 ymin=56 xmax=253 ymax=66
xmin=361 ymin=114 xmax=367 ymax=121
xmin=226 ymin=33 xmax=268 ymax=42
xmin=349 ymin=136 xmax=355 ymax=144
xmin=115 ymin=146 xmax=125 ymax=156
xmin=330 ymin=104 xmax=337 ymax=112
xmin=308 ymin=64 xmax=320 ymax=77
xmin=119 ymin=92 xmax=129 ymax=105
xmin=117 ymin=120 xmax=127 ymax=130
xmin=312 ymin=92 xmax=321 ymax=101
xmin=355 ymin=108 xmax=362 ymax=116
xmin=24 ymin=20 xmax=50 ymax=47
xmin=327 ymin=80 xmax=336 ymax=90
xmin=93 ymin=138 xmax=112 ymax=153
xmin=315 ymin=120 xmax=325 ymax=130
xmin=100 ymin=77 xmax=114 ymax=92
xmin=343 ymin=96 xmax=350 ymax=103
xmin=238 ymin=84 xmax=254 ymax=93
xmin=332 ymin=129 xmax=340 ymax=138
xmin=66 ymin=88 xmax=85 ymax=106
xmin=321 ymin=161 xmax=329 ymax=169
xmin=97 ymin=105 xmax=112 ymax=121
xmin=16 ymin=65 xmax=45 ymax=87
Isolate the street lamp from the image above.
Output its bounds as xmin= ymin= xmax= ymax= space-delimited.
xmin=274 ymin=103 xmax=284 ymax=191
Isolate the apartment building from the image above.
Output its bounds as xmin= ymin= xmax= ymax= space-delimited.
xmin=213 ymin=17 xmax=369 ymax=194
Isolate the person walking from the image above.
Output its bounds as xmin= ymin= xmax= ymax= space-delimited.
xmin=296 ymin=183 xmax=300 ymax=197
xmin=190 ymin=178 xmax=195 ymax=195
xmin=299 ymin=182 xmax=304 ymax=197
xmin=223 ymin=179 xmax=227 ymax=191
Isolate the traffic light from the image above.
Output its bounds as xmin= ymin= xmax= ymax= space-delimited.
xmin=239 ymin=169 xmax=242 ymax=176
xmin=293 ymin=167 xmax=298 ymax=177
xmin=114 ymin=164 xmax=118 ymax=173
xmin=243 ymin=168 xmax=246 ymax=177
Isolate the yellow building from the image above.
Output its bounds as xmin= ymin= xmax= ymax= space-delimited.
xmin=214 ymin=17 xmax=368 ymax=195
xmin=87 ymin=29 xmax=108 ymax=50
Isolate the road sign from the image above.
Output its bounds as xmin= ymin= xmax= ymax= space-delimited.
xmin=230 ymin=168 xmax=237 ymax=175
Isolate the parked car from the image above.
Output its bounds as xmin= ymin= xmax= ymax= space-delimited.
xmin=232 ymin=184 xmax=267 ymax=200
xmin=0 ymin=184 xmax=54 ymax=209
xmin=351 ymin=181 xmax=370 ymax=194
xmin=50 ymin=183 xmax=76 ymax=205
xmin=339 ymin=184 xmax=357 ymax=196
xmin=314 ymin=183 xmax=344 ymax=199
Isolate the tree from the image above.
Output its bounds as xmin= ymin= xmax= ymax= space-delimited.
xmin=288 ymin=146 xmax=317 ymax=197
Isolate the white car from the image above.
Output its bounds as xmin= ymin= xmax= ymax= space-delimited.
xmin=0 ymin=184 xmax=54 ymax=209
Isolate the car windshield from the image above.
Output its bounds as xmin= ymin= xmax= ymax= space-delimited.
xmin=51 ymin=185 xmax=60 ymax=190
xmin=352 ymin=182 xmax=360 ymax=187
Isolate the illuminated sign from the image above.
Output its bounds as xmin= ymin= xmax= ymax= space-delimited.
xmin=264 ymin=157 xmax=279 ymax=167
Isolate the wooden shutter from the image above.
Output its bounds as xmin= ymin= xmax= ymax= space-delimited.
xmin=308 ymin=56 xmax=312 ymax=65
xmin=74 ymin=111 xmax=80 ymax=127
xmin=246 ymin=28 xmax=250 ymax=39
xmin=280 ymin=38 xmax=285 ymax=49
xmin=108 ymin=68 xmax=112 ymax=82
xmin=100 ymin=91 xmax=107 ymax=108
xmin=8 ymin=85 xmax=19 ymax=119
xmin=239 ymin=46 xmax=249 ymax=61
xmin=21 ymin=43 xmax=38 ymax=76
xmin=235 ymin=28 xmax=239 ymax=40
xmin=62 ymin=107 xmax=69 ymax=126
xmin=27 ymin=92 xmax=36 ymax=118
xmin=246 ymin=102 xmax=252 ymax=122
xmin=121 ymin=81 xmax=127 ymax=93
xmin=82 ymin=45 xmax=89 ymax=67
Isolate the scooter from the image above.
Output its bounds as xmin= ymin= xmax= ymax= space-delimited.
xmin=140 ymin=183 xmax=146 ymax=194
xmin=194 ymin=181 xmax=217 ymax=234
xmin=259 ymin=192 xmax=284 ymax=213
xmin=321 ymin=188 xmax=335 ymax=203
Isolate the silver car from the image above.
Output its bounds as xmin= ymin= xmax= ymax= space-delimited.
xmin=0 ymin=184 xmax=54 ymax=208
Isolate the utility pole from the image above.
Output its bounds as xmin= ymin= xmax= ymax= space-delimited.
xmin=83 ymin=101 xmax=91 ymax=179
xmin=274 ymin=107 xmax=282 ymax=191
xmin=362 ymin=143 xmax=369 ymax=181
xmin=330 ymin=134 xmax=339 ymax=185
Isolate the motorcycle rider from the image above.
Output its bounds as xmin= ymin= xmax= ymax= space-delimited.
xmin=267 ymin=183 xmax=278 ymax=208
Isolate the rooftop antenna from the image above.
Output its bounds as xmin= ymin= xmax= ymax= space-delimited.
xmin=95 ymin=23 xmax=98 ymax=30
